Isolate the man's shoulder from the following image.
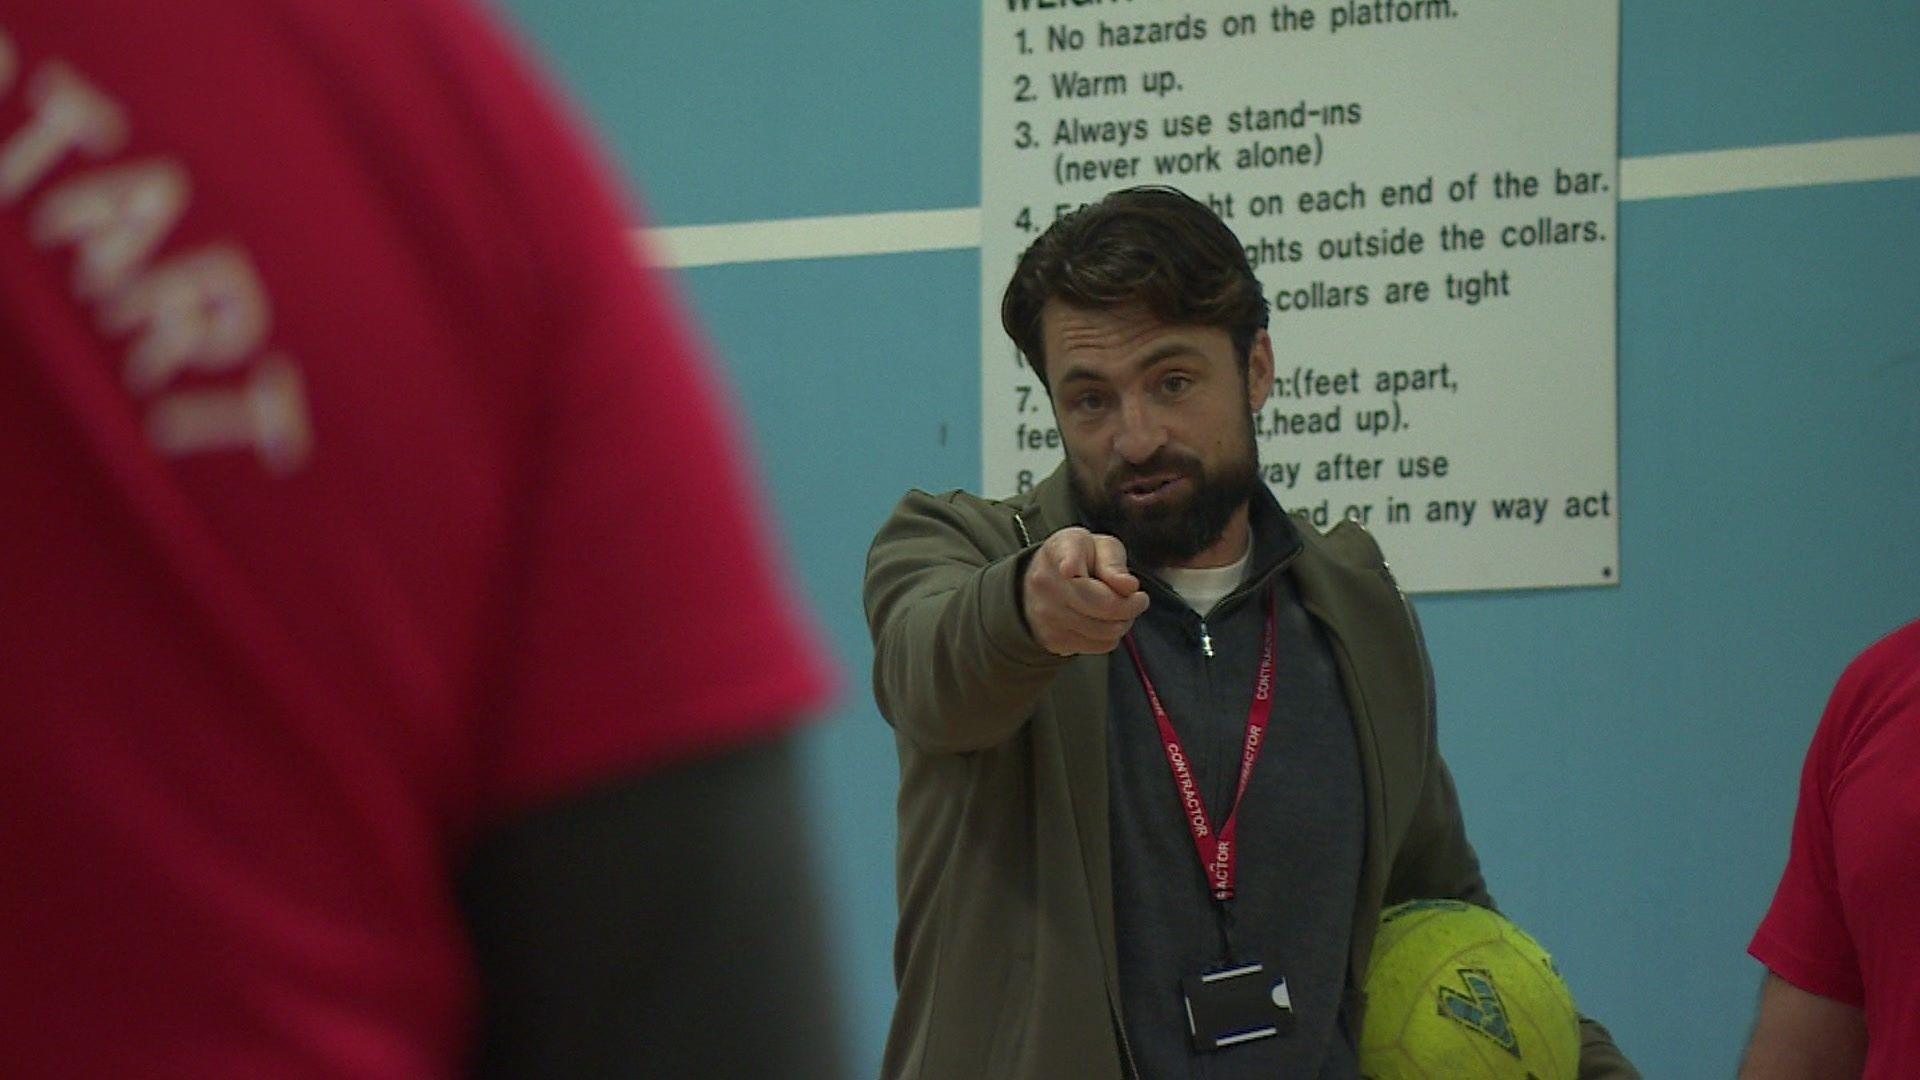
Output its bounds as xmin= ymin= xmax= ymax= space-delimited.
xmin=893 ymin=485 xmax=1028 ymax=514
xmin=875 ymin=467 xmax=1068 ymax=551
xmin=885 ymin=484 xmax=1034 ymax=525
xmin=868 ymin=485 xmax=1038 ymax=570
xmin=1286 ymin=512 xmax=1395 ymax=579
xmin=1276 ymin=512 xmax=1422 ymax=661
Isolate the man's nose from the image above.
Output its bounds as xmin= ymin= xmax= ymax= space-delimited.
xmin=1112 ymin=396 xmax=1167 ymax=464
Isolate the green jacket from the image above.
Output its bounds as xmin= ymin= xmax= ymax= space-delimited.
xmin=864 ymin=466 xmax=1636 ymax=1079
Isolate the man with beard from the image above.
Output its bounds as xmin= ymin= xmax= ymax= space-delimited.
xmin=863 ymin=186 xmax=1636 ymax=1079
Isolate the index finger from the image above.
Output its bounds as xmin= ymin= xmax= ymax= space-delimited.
xmin=1090 ymin=533 xmax=1138 ymax=596
xmin=1047 ymin=527 xmax=1097 ymax=580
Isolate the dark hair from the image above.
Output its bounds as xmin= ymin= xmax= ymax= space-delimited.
xmin=1000 ymin=186 xmax=1269 ymax=389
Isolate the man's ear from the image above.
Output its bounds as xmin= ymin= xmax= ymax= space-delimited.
xmin=1246 ymin=330 xmax=1275 ymax=410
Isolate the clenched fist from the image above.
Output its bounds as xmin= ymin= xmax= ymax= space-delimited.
xmin=1022 ymin=526 xmax=1150 ymax=656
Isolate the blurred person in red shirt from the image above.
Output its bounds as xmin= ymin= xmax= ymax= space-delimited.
xmin=0 ymin=2 xmax=843 ymax=1075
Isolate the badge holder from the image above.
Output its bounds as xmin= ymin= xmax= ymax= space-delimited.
xmin=1181 ymin=962 xmax=1295 ymax=1051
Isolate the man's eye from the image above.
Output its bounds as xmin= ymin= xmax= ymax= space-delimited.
xmin=1162 ymin=374 xmax=1193 ymax=394
xmin=1072 ymin=392 xmax=1108 ymax=412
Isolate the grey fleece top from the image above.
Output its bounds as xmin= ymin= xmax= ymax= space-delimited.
xmin=1109 ymin=489 xmax=1365 ymax=1080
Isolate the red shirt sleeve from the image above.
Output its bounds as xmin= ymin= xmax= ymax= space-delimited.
xmin=408 ymin=3 xmax=837 ymax=816
xmin=485 ymin=268 xmax=838 ymax=814
xmin=1748 ymin=663 xmax=1868 ymax=1005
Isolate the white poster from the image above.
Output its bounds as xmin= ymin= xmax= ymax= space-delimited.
xmin=981 ymin=0 xmax=1620 ymax=592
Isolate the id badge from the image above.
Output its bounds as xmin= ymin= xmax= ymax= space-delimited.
xmin=1181 ymin=962 xmax=1295 ymax=1052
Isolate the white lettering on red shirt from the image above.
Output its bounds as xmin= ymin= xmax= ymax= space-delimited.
xmin=106 ymin=244 xmax=271 ymax=392
xmin=0 ymin=62 xmax=126 ymax=202
xmin=32 ymin=158 xmax=189 ymax=298
xmin=147 ymin=353 xmax=311 ymax=474
xmin=0 ymin=28 xmax=311 ymax=472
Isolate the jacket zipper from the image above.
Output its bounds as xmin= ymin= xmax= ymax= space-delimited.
xmin=1193 ymin=542 xmax=1296 ymax=660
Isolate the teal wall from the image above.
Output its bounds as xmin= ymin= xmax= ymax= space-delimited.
xmin=494 ymin=3 xmax=1919 ymax=1074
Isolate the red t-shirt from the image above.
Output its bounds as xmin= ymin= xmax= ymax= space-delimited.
xmin=0 ymin=1 xmax=832 ymax=1075
xmin=1750 ymin=619 xmax=1920 ymax=1076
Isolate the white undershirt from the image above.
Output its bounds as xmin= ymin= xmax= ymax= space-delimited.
xmin=1157 ymin=544 xmax=1253 ymax=615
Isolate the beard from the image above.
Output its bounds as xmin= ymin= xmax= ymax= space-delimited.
xmin=1069 ymin=417 xmax=1261 ymax=569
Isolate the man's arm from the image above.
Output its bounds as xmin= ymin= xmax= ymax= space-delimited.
xmin=1738 ymin=972 xmax=1866 ymax=1080
xmin=457 ymin=734 xmax=845 ymax=1078
xmin=863 ymin=493 xmax=1144 ymax=753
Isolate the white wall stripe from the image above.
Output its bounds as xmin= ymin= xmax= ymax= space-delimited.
xmin=1619 ymin=132 xmax=1920 ymax=203
xmin=638 ymin=133 xmax=1920 ymax=270
xmin=644 ymin=207 xmax=981 ymax=270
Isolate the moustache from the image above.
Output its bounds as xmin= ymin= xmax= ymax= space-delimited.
xmin=1103 ymin=451 xmax=1204 ymax=494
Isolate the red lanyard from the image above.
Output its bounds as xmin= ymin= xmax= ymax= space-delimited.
xmin=1122 ymin=590 xmax=1276 ymax=903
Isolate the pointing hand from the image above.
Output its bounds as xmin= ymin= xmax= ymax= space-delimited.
xmin=1021 ymin=527 xmax=1150 ymax=656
